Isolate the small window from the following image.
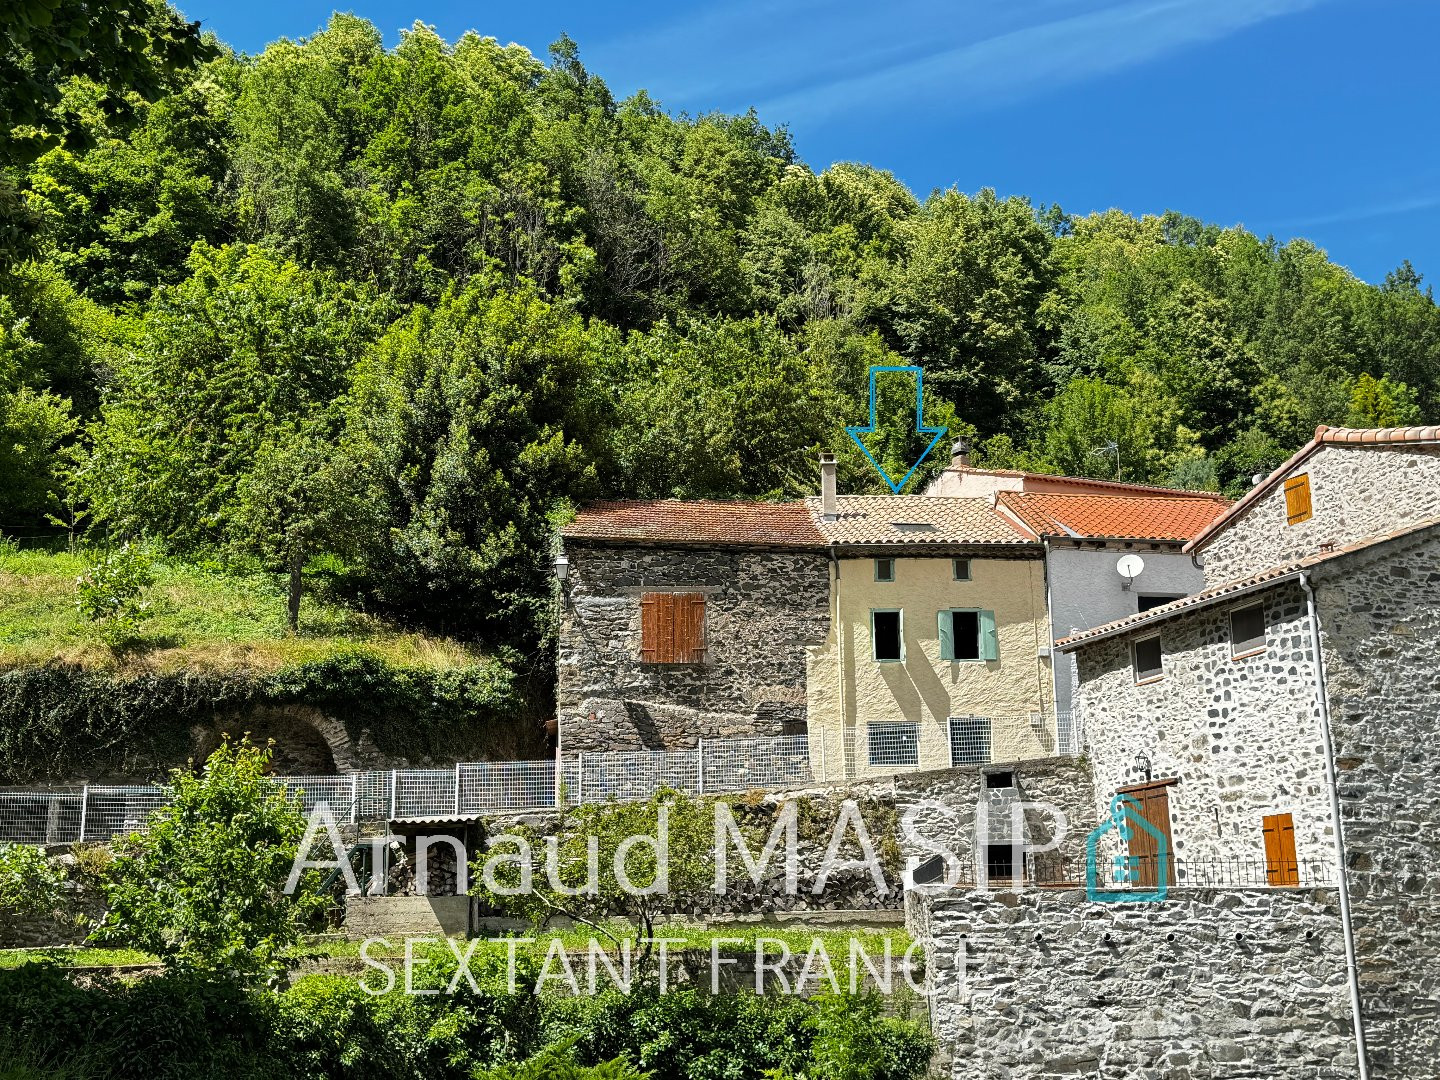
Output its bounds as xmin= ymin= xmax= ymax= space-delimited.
xmin=1285 ymin=474 xmax=1313 ymax=525
xmin=871 ymin=610 xmax=903 ymax=661
xmin=1132 ymin=634 xmax=1163 ymax=682
xmin=874 ymin=558 xmax=895 ymax=582
xmin=983 ymin=844 xmax=1015 ymax=885
xmin=939 ymin=609 xmax=997 ymax=662
xmin=868 ymin=721 xmax=919 ymax=766
xmin=1230 ymin=603 xmax=1266 ymax=656
xmin=1137 ymin=594 xmax=1183 ymax=613
xmin=985 ymin=771 xmax=1015 ymax=789
xmin=952 ymin=558 xmax=971 ymax=581
xmin=949 ymin=717 xmax=992 ymax=765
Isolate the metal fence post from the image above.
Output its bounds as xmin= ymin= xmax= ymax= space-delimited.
xmin=77 ymin=784 xmax=89 ymax=844
xmin=697 ymin=739 xmax=706 ymax=795
xmin=454 ymin=762 xmax=462 ymax=815
xmin=818 ymin=733 xmax=826 ymax=783
xmin=389 ymin=769 xmax=398 ymax=820
xmin=350 ymin=773 xmax=359 ymax=825
xmin=576 ymin=753 xmax=584 ymax=805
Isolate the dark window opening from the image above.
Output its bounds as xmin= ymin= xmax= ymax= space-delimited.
xmin=985 ymin=771 xmax=1015 ymax=789
xmin=949 ymin=610 xmax=981 ymax=661
xmin=1138 ymin=594 xmax=1184 ymax=613
xmin=984 ymin=844 xmax=1015 ymax=884
xmin=1230 ymin=603 xmax=1266 ymax=656
xmin=953 ymin=558 xmax=971 ymax=581
xmin=874 ymin=558 xmax=895 ymax=582
xmin=1133 ymin=635 xmax=1163 ymax=682
xmin=872 ymin=610 xmax=902 ymax=661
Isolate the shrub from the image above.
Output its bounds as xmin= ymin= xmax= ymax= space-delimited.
xmin=90 ymin=740 xmax=325 ymax=981
xmin=74 ymin=544 xmax=154 ymax=644
xmin=0 ymin=843 xmax=65 ymax=919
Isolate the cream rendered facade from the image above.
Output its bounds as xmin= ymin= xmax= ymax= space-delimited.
xmin=805 ymin=552 xmax=1056 ymax=780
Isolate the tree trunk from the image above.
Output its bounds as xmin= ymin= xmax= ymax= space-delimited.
xmin=288 ymin=556 xmax=303 ymax=632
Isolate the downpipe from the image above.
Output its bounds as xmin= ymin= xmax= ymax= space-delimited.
xmin=1301 ymin=570 xmax=1370 ymax=1080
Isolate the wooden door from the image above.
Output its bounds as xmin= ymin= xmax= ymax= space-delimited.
xmin=1263 ymin=813 xmax=1299 ymax=885
xmin=1122 ymin=782 xmax=1176 ymax=888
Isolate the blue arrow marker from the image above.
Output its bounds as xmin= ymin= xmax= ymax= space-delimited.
xmin=846 ymin=365 xmax=948 ymax=494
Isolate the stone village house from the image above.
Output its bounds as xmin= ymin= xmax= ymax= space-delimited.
xmin=1056 ymin=425 xmax=1440 ymax=1077
xmin=555 ymin=448 xmax=1227 ymax=781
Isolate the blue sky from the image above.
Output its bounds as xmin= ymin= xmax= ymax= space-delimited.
xmin=178 ymin=0 xmax=1438 ymax=284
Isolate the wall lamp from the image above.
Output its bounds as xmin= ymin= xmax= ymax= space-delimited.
xmin=552 ymin=552 xmax=570 ymax=582
xmin=1132 ymin=753 xmax=1152 ymax=782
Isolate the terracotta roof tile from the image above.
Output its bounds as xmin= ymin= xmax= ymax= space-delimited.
xmin=1059 ymin=516 xmax=1440 ymax=650
xmin=806 ymin=495 xmax=1036 ymax=546
xmin=563 ymin=499 xmax=825 ymax=548
xmin=997 ymin=491 xmax=1229 ymax=542
xmin=1187 ymin=423 xmax=1440 ymax=553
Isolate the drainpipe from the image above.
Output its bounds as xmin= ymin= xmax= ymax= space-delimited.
xmin=1300 ymin=570 xmax=1370 ymax=1080
xmin=831 ymin=544 xmax=846 ymax=782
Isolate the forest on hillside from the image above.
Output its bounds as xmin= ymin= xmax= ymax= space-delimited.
xmin=4 ymin=10 xmax=1440 ymax=658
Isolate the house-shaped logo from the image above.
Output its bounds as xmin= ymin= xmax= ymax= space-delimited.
xmin=1086 ymin=792 xmax=1170 ymax=903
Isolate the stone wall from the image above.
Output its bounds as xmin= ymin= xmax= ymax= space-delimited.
xmin=1072 ymin=579 xmax=1337 ymax=872
xmin=1197 ymin=444 xmax=1440 ymax=584
xmin=1314 ymin=528 xmax=1440 ymax=1076
xmin=912 ymin=887 xmax=1356 ymax=1079
xmin=557 ymin=543 xmax=830 ymax=753
xmin=894 ymin=757 xmax=1096 ymax=882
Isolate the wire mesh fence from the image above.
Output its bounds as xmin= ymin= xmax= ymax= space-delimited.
xmin=0 ymin=735 xmax=818 ymax=844
xmin=0 ymin=721 xmax=1089 ymax=845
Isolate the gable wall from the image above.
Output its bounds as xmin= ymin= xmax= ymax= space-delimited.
xmin=1200 ymin=444 xmax=1440 ymax=583
xmin=557 ymin=544 xmax=830 ymax=754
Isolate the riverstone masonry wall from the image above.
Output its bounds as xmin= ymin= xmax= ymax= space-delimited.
xmin=557 ymin=544 xmax=830 ymax=753
xmin=1073 ymin=579 xmax=1336 ymax=872
xmin=910 ymin=887 xmax=1356 ymax=1079
xmin=1313 ymin=527 xmax=1440 ymax=1077
xmin=1198 ymin=444 xmax=1440 ymax=584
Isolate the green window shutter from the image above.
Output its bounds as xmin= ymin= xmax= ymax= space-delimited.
xmin=938 ymin=610 xmax=955 ymax=661
xmin=980 ymin=610 xmax=999 ymax=661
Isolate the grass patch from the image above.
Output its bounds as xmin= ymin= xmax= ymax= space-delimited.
xmin=2 ymin=926 xmax=912 ymax=971
xmin=0 ymin=548 xmax=484 ymax=674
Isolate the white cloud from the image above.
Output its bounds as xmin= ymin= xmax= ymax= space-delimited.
xmin=745 ymin=0 xmax=1332 ymax=123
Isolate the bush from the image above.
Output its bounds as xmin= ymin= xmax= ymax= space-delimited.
xmin=0 ymin=843 xmax=65 ymax=919
xmin=90 ymin=740 xmax=325 ymax=981
xmin=74 ymin=544 xmax=154 ymax=644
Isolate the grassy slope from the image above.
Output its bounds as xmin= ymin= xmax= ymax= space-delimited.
xmin=0 ymin=549 xmax=483 ymax=674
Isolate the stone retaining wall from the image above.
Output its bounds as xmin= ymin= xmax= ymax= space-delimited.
xmin=911 ymin=887 xmax=1356 ymax=1079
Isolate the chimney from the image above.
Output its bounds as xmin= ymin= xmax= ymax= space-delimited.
xmin=951 ymin=438 xmax=971 ymax=468
xmin=819 ymin=452 xmax=838 ymax=520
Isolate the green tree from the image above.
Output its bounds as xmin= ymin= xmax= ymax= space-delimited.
xmin=231 ymin=428 xmax=376 ymax=630
xmin=889 ymin=188 xmax=1056 ymax=429
xmin=348 ymin=278 xmax=597 ymax=641
xmin=80 ymin=242 xmax=378 ymax=549
xmin=0 ymin=842 xmax=65 ymax=920
xmin=92 ymin=740 xmax=321 ymax=981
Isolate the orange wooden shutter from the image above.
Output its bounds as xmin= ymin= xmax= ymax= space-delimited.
xmin=639 ymin=593 xmax=662 ymax=663
xmin=678 ymin=593 xmax=706 ymax=662
xmin=1284 ymin=475 xmax=1312 ymax=525
xmin=1263 ymin=813 xmax=1299 ymax=885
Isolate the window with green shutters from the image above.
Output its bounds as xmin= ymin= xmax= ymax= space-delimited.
xmin=939 ymin=609 xmax=997 ymax=661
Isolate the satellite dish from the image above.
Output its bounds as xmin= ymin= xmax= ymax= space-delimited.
xmin=1116 ymin=554 xmax=1145 ymax=581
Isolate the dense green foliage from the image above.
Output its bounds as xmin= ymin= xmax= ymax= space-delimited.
xmin=0 ymin=842 xmax=65 ymax=919
xmin=5 ymin=8 xmax=1439 ymax=667
xmin=91 ymin=741 xmax=325 ymax=979
xmin=0 ymin=963 xmax=932 ymax=1080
